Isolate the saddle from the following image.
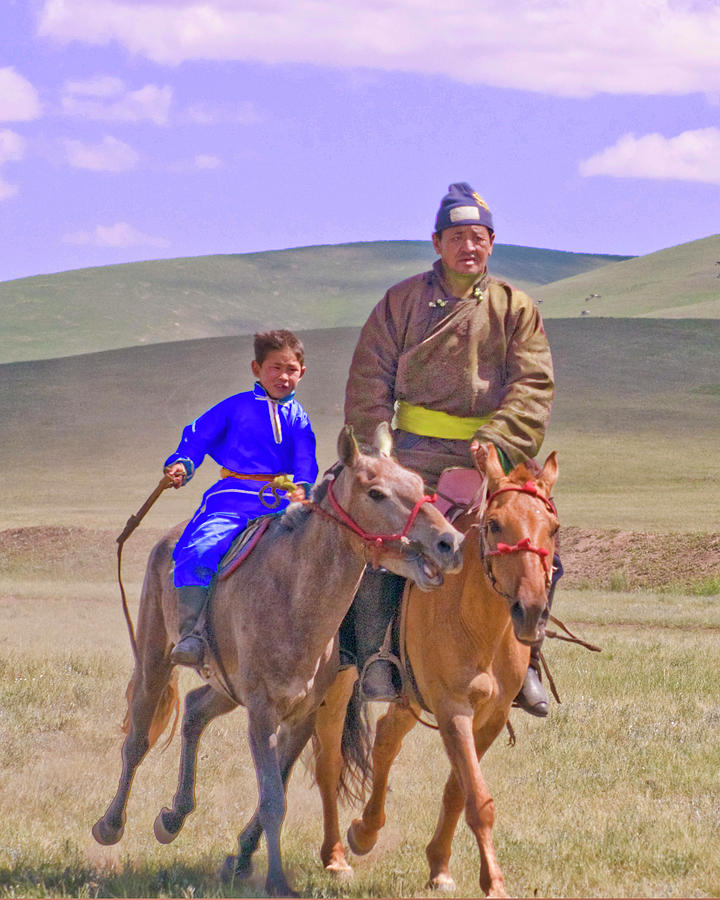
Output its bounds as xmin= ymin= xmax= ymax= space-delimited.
xmin=216 ymin=515 xmax=274 ymax=581
xmin=434 ymin=465 xmax=487 ymax=522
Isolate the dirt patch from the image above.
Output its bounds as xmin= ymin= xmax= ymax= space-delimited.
xmin=1 ymin=524 xmax=719 ymax=592
xmin=559 ymin=527 xmax=720 ymax=591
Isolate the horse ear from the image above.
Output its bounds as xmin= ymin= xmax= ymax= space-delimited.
xmin=338 ymin=425 xmax=360 ymax=467
xmin=537 ymin=450 xmax=558 ymax=496
xmin=472 ymin=441 xmax=505 ymax=490
xmin=373 ymin=421 xmax=393 ymax=458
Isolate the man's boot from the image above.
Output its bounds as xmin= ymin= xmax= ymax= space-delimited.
xmin=170 ymin=585 xmax=208 ymax=667
xmin=354 ymin=567 xmax=406 ymax=701
xmin=514 ymin=552 xmax=563 ymax=717
xmin=514 ymin=646 xmax=548 ymax=717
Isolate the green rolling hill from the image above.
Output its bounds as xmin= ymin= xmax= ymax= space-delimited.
xmin=0 ymin=241 xmax=627 ymax=364
xmin=537 ymin=234 xmax=720 ymax=318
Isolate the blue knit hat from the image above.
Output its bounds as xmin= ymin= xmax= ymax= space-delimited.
xmin=434 ymin=182 xmax=494 ymax=234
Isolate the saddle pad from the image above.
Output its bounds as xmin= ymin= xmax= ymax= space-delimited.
xmin=434 ymin=466 xmax=486 ymax=521
xmin=217 ymin=515 xmax=273 ymax=581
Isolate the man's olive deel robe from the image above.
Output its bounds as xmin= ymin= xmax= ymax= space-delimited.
xmin=345 ymin=260 xmax=554 ymax=489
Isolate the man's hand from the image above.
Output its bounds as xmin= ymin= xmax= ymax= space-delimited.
xmin=164 ymin=462 xmax=187 ymax=489
xmin=289 ymin=485 xmax=306 ymax=502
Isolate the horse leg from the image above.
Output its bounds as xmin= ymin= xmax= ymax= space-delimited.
xmin=222 ymin=707 xmax=317 ymax=896
xmin=435 ymin=710 xmax=508 ymax=898
xmin=347 ymin=703 xmax=416 ymax=855
xmin=92 ymin=655 xmax=175 ymax=845
xmin=154 ymin=685 xmax=236 ymax=843
xmin=425 ymin=767 xmax=465 ymax=891
xmin=314 ymin=667 xmax=358 ymax=876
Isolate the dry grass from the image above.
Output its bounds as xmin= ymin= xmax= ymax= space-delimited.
xmin=1 ymin=576 xmax=719 ymax=898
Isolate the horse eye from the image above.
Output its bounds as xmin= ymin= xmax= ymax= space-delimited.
xmin=367 ymin=488 xmax=386 ymax=501
xmin=488 ymin=519 xmax=501 ymax=534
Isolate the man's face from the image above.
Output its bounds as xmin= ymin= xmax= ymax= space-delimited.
xmin=432 ymin=224 xmax=494 ymax=277
xmin=251 ymin=347 xmax=305 ymax=400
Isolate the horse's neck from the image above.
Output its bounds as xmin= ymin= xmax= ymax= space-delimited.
xmin=271 ymin=501 xmax=367 ymax=630
xmin=458 ymin=526 xmax=514 ymax=654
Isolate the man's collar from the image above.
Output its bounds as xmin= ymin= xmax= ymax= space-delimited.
xmin=432 ymin=259 xmax=489 ymax=297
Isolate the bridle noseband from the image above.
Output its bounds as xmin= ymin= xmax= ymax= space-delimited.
xmin=480 ymin=480 xmax=557 ymax=598
xmin=314 ymin=476 xmax=437 ymax=567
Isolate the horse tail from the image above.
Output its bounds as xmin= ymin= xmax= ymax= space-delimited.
xmin=337 ymin=683 xmax=373 ymax=804
xmin=121 ymin=668 xmax=181 ymax=752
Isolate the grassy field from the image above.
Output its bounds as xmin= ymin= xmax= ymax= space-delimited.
xmin=1 ymin=313 xmax=719 ymax=897
xmin=0 ymin=577 xmax=718 ymax=899
xmin=539 ymin=234 xmax=720 ymax=319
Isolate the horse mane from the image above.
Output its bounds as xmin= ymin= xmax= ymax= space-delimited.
xmin=279 ymin=461 xmax=342 ymax=531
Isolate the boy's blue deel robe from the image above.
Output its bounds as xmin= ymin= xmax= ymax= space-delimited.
xmin=165 ymin=382 xmax=319 ymax=588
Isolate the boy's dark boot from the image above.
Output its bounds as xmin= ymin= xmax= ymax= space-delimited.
xmin=354 ymin=567 xmax=406 ymax=702
xmin=170 ymin=585 xmax=208 ymax=667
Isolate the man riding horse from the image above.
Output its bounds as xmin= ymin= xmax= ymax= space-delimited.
xmin=342 ymin=181 xmax=559 ymax=716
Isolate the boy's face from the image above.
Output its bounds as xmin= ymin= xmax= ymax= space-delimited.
xmin=252 ymin=347 xmax=306 ymax=400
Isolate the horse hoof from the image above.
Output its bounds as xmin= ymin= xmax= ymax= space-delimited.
xmin=428 ymin=873 xmax=457 ymax=893
xmin=91 ymin=818 xmax=124 ymax=846
xmin=153 ymin=807 xmax=183 ymax=844
xmin=325 ymin=860 xmax=354 ymax=880
xmin=347 ymin=819 xmax=376 ymax=856
xmin=220 ymin=854 xmax=252 ymax=884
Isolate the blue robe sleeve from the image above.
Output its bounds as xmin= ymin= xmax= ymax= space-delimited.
xmin=164 ymin=398 xmax=231 ymax=480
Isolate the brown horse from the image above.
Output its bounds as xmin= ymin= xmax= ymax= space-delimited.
xmin=312 ymin=442 xmax=559 ymax=897
xmin=91 ymin=425 xmax=463 ymax=898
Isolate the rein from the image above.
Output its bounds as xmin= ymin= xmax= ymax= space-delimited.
xmin=310 ymin=477 xmax=437 ymax=568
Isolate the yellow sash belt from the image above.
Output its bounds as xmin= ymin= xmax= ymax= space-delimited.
xmin=394 ymin=400 xmax=491 ymax=440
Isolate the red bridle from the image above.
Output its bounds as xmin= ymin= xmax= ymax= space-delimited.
xmin=483 ymin=480 xmax=557 ymax=582
xmin=321 ymin=477 xmax=437 ymax=566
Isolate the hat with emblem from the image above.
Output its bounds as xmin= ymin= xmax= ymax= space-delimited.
xmin=434 ymin=182 xmax=494 ymax=234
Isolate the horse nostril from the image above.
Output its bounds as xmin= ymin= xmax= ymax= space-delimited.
xmin=436 ymin=533 xmax=457 ymax=556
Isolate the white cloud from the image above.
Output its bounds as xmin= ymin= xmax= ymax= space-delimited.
xmin=64 ymin=75 xmax=126 ymax=97
xmin=0 ymin=67 xmax=42 ymax=122
xmin=61 ymin=77 xmax=173 ymax=124
xmin=181 ymin=100 xmax=261 ymax=125
xmin=194 ymin=153 xmax=222 ymax=169
xmin=62 ymin=221 xmax=170 ymax=247
xmin=168 ymin=153 xmax=224 ymax=172
xmin=580 ymin=127 xmax=720 ymax=185
xmin=63 ymin=135 xmax=139 ymax=171
xmin=0 ymin=129 xmax=26 ymax=200
xmin=37 ymin=0 xmax=720 ymax=97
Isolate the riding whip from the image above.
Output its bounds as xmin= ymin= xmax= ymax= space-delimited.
xmin=116 ymin=474 xmax=173 ymax=661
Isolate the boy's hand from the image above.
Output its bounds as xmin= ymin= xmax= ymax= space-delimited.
xmin=289 ymin=485 xmax=306 ymax=502
xmin=164 ymin=462 xmax=187 ymax=489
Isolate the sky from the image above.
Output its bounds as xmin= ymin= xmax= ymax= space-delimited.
xmin=1 ymin=0 xmax=719 ymax=284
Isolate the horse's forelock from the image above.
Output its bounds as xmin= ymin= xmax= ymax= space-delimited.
xmin=509 ymin=458 xmax=541 ymax=483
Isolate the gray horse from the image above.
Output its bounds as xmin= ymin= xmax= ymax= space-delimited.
xmin=92 ymin=424 xmax=463 ymax=897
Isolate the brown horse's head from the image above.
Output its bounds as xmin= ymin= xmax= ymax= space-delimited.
xmin=473 ymin=443 xmax=559 ymax=645
xmin=333 ymin=424 xmax=464 ymax=589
